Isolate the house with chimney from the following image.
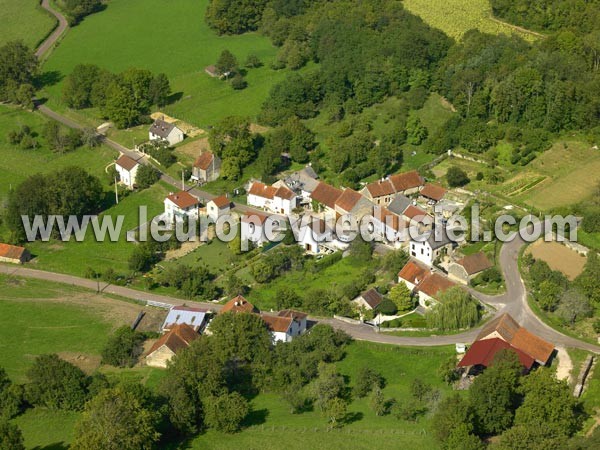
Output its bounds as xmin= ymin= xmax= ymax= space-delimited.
xmin=164 ymin=191 xmax=201 ymax=224
xmin=192 ymin=151 xmax=221 ymax=183
xmin=360 ymin=170 xmax=424 ymax=205
xmin=247 ymin=181 xmax=298 ymax=215
xmin=146 ymin=323 xmax=199 ymax=368
xmin=397 ymin=260 xmax=456 ymax=308
xmin=149 ymin=118 xmax=184 ymax=146
xmin=115 ymin=154 xmax=140 ymax=189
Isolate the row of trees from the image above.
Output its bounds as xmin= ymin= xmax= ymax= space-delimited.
xmin=0 ymin=41 xmax=37 ymax=108
xmin=61 ymin=0 xmax=103 ymax=25
xmin=62 ymin=64 xmax=171 ymax=128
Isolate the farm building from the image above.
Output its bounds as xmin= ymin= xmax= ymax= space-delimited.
xmin=161 ymin=305 xmax=209 ymax=332
xmin=448 ymin=252 xmax=493 ymax=284
xmin=146 ymin=323 xmax=199 ymax=368
xmin=192 ymin=151 xmax=221 ymax=183
xmin=115 ymin=154 xmax=140 ymax=189
xmin=420 ymin=183 xmax=447 ymax=203
xmin=398 ymin=260 xmax=456 ymax=308
xmin=149 ymin=118 xmax=184 ymax=146
xmin=310 ymin=182 xmax=343 ymax=213
xmin=361 ymin=170 xmax=424 ymax=204
xmin=0 ymin=243 xmax=31 ymax=264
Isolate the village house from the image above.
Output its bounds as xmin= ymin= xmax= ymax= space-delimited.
xmin=192 ymin=151 xmax=221 ymax=183
xmin=297 ymin=216 xmax=339 ymax=254
xmin=388 ymin=170 xmax=424 ymax=195
xmin=409 ymin=227 xmax=455 ymax=267
xmin=398 ymin=260 xmax=456 ymax=308
xmin=278 ymin=309 xmax=308 ymax=336
xmin=247 ymin=181 xmax=277 ymax=210
xmin=360 ymin=170 xmax=424 ymax=205
xmin=206 ymin=195 xmax=231 ymax=222
xmin=283 ymin=166 xmax=319 ymax=205
xmin=458 ymin=313 xmax=555 ymax=373
xmin=387 ymin=194 xmax=412 ymax=216
xmin=310 ymin=182 xmax=343 ymax=214
xmin=262 ymin=310 xmax=308 ymax=343
xmin=163 ymin=191 xmax=201 ymax=224
xmin=149 ymin=118 xmax=184 ymax=146
xmin=146 ymin=323 xmax=199 ymax=368
xmin=352 ymin=288 xmax=384 ymax=311
xmin=372 ymin=206 xmax=408 ymax=246
xmin=221 ymin=295 xmax=260 ymax=314
xmin=448 ymin=252 xmax=493 ymax=285
xmin=420 ymin=183 xmax=447 ymax=204
xmin=240 ymin=213 xmax=279 ymax=247
xmin=0 ymin=243 xmax=31 ymax=265
xmin=334 ymin=188 xmax=373 ymax=217
xmin=115 ymin=154 xmax=140 ymax=189
xmin=161 ymin=305 xmax=209 ymax=333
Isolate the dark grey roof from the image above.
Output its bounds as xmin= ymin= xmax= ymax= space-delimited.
xmin=427 ymin=226 xmax=456 ymax=250
xmin=150 ymin=119 xmax=176 ymax=139
xmin=284 ymin=167 xmax=320 ymax=193
xmin=359 ymin=288 xmax=383 ymax=309
xmin=388 ymin=194 xmax=412 ymax=215
xmin=299 ymin=166 xmax=318 ymax=180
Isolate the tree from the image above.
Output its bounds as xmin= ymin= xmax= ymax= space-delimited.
xmin=0 ymin=41 xmax=37 ymax=102
xmin=575 ymin=252 xmax=600 ymax=304
xmin=388 ymin=284 xmax=413 ymax=312
xmin=231 ymin=73 xmax=247 ymax=90
xmin=0 ymin=421 xmax=25 ymax=450
xmin=556 ymin=289 xmax=592 ymax=325
xmin=324 ymin=397 xmax=347 ymax=428
xmin=369 ymin=385 xmax=387 ymax=416
xmin=0 ymin=368 xmax=22 ymax=420
xmin=225 ymin=273 xmax=247 ymax=297
xmin=432 ymin=394 xmax=475 ymax=443
xmin=275 ymin=286 xmax=302 ymax=310
xmin=216 ymin=50 xmax=238 ymax=75
xmin=26 ymin=354 xmax=90 ymax=411
xmin=426 ymin=287 xmax=480 ymax=330
xmin=310 ymin=362 xmax=346 ymax=412
xmin=406 ymin=114 xmax=428 ymax=145
xmin=15 ymin=83 xmax=34 ymax=110
xmin=103 ymin=81 xmax=140 ymax=129
xmin=148 ymin=73 xmax=170 ymax=107
xmin=135 ymin=164 xmax=161 ymax=189
xmin=536 ymin=280 xmax=563 ymax=312
xmin=470 ymin=349 xmax=522 ymax=435
xmin=62 ymin=64 xmax=101 ymax=108
xmin=354 ymin=367 xmax=385 ymax=398
xmin=376 ymin=299 xmax=398 ymax=316
xmin=437 ymin=355 xmax=460 ymax=384
xmin=203 ymin=391 xmax=249 ymax=433
xmin=445 ymin=424 xmax=483 ymax=450
xmin=410 ymin=378 xmax=432 ymax=402
xmin=446 ymin=166 xmax=470 ymax=187
xmin=101 ymin=326 xmax=145 ymax=368
xmin=245 ymin=54 xmax=262 ymax=68
xmin=71 ymin=387 xmax=160 ymax=450
xmin=205 ymin=0 xmax=268 ymax=34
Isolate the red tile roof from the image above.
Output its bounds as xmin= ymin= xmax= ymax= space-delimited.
xmin=241 ymin=212 xmax=270 ymax=225
xmin=166 ymin=191 xmax=200 ymax=209
xmin=262 ymin=315 xmax=293 ymax=333
xmin=0 ymin=243 xmax=27 ymax=261
xmin=211 ymin=195 xmax=230 ymax=209
xmin=278 ymin=309 xmax=308 ymax=320
xmin=457 ymin=252 xmax=493 ymax=275
xmin=457 ymin=338 xmax=535 ymax=370
xmin=115 ymin=154 xmax=139 ymax=171
xmin=249 ymin=181 xmax=277 ymax=199
xmin=335 ymin=189 xmax=363 ymax=213
xmin=275 ymin=185 xmax=296 ymax=200
xmin=420 ymin=183 xmax=447 ymax=201
xmin=398 ymin=260 xmax=430 ymax=286
xmin=148 ymin=323 xmax=199 ymax=355
xmin=221 ymin=295 xmax=259 ymax=314
xmin=311 ymin=182 xmax=343 ymax=209
xmin=194 ymin=151 xmax=215 ymax=170
xmin=417 ymin=272 xmax=456 ymax=298
xmin=365 ymin=180 xmax=396 ymax=198
xmin=389 ymin=171 xmax=423 ymax=192
xmin=403 ymin=205 xmax=429 ymax=221
xmin=375 ymin=206 xmax=405 ymax=232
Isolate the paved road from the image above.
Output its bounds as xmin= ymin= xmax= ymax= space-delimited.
xmin=35 ymin=0 xmax=68 ymax=58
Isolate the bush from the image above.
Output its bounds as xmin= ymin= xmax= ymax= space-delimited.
xmin=354 ymin=367 xmax=385 ymax=398
xmin=376 ymin=299 xmax=398 ymax=316
xmin=135 ymin=164 xmax=161 ymax=189
xmin=380 ymin=318 xmax=403 ymax=328
xmin=446 ymin=166 xmax=470 ymax=187
xmin=101 ymin=326 xmax=145 ymax=368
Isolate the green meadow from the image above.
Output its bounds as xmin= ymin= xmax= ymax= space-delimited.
xmin=0 ymin=0 xmax=57 ymax=48
xmin=40 ymin=0 xmax=287 ymax=128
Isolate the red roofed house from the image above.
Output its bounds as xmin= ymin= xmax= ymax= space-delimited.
xmin=448 ymin=252 xmax=494 ymax=284
xmin=310 ymin=182 xmax=343 ymax=213
xmin=192 ymin=151 xmax=221 ymax=183
xmin=146 ymin=323 xmax=199 ymax=368
xmin=247 ymin=181 xmax=277 ymax=209
xmin=420 ymin=183 xmax=447 ymax=203
xmin=335 ymin=189 xmax=364 ymax=215
xmin=272 ymin=185 xmax=298 ymax=215
xmin=164 ymin=191 xmax=201 ymax=224
xmin=388 ymin=171 xmax=424 ymax=195
xmin=0 ymin=243 xmax=31 ymax=264
xmin=115 ymin=154 xmax=140 ymax=189
xmin=457 ymin=338 xmax=536 ymax=372
xmin=397 ymin=260 xmax=456 ymax=308
xmin=220 ymin=295 xmax=259 ymax=314
xmin=206 ymin=195 xmax=231 ymax=221
xmin=372 ymin=206 xmax=408 ymax=245
xmin=361 ymin=171 xmax=424 ymax=205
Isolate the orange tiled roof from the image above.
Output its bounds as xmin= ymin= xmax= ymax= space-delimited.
xmin=311 ymin=182 xmax=343 ymax=209
xmin=249 ymin=181 xmax=277 ymax=199
xmin=403 ymin=205 xmax=429 ymax=221
xmin=389 ymin=171 xmax=423 ymax=192
xmin=148 ymin=323 xmax=198 ymax=355
xmin=457 ymin=252 xmax=493 ymax=275
xmin=365 ymin=180 xmax=396 ymax=198
xmin=261 ymin=315 xmax=293 ymax=333
xmin=420 ymin=183 xmax=447 ymax=201
xmin=0 ymin=243 xmax=27 ymax=260
xmin=335 ymin=189 xmax=363 ymax=213
xmin=417 ymin=272 xmax=456 ymax=298
xmin=166 ymin=191 xmax=200 ymax=209
xmin=398 ymin=260 xmax=430 ymax=285
xmin=275 ymin=185 xmax=296 ymax=200
xmin=194 ymin=151 xmax=215 ymax=170
xmin=221 ymin=295 xmax=258 ymax=314
xmin=211 ymin=195 xmax=230 ymax=209
xmin=115 ymin=154 xmax=139 ymax=171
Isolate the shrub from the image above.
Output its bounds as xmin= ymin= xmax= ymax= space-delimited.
xmin=101 ymin=326 xmax=145 ymax=368
xmin=446 ymin=166 xmax=470 ymax=187
xmin=376 ymin=299 xmax=398 ymax=316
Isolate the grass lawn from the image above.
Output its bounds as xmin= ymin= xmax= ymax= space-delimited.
xmin=0 ymin=105 xmax=117 ymax=203
xmin=26 ymin=182 xmax=170 ymax=277
xmin=183 ymin=342 xmax=455 ymax=449
xmin=14 ymin=409 xmax=78 ymax=450
xmin=578 ymin=230 xmax=600 ymax=252
xmin=39 ymin=0 xmax=286 ymax=129
xmin=0 ymin=0 xmax=57 ymax=48
xmin=402 ymin=0 xmax=539 ymax=41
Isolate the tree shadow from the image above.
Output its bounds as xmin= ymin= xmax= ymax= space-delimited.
xmin=241 ymin=408 xmax=269 ymax=427
xmin=166 ymin=92 xmax=183 ymax=105
xmin=32 ymin=443 xmax=69 ymax=450
xmin=36 ymin=70 xmax=63 ymax=89
xmin=343 ymin=411 xmax=363 ymax=425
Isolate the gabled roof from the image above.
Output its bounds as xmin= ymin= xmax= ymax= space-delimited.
xmin=388 ymin=171 xmax=423 ymax=192
xmin=398 ymin=260 xmax=430 ymax=286
xmin=365 ymin=180 xmax=396 ymax=198
xmin=375 ymin=206 xmax=405 ymax=232
xmin=261 ymin=315 xmax=293 ymax=333
xmin=249 ymin=181 xmax=277 ymax=199
xmin=210 ymin=195 xmax=230 ymax=209
xmin=274 ymin=185 xmax=296 ymax=200
xmin=299 ymin=166 xmax=318 ymax=180
xmin=148 ymin=323 xmax=199 ymax=355
xmin=241 ymin=212 xmax=270 ymax=225
xmin=417 ymin=272 xmax=456 ymax=298
xmin=0 ymin=243 xmax=27 ymax=260
xmin=311 ymin=182 xmax=343 ymax=209
xmin=221 ymin=295 xmax=259 ymax=314
xmin=162 ymin=306 xmax=208 ymax=331
xmin=457 ymin=338 xmax=535 ymax=370
xmin=194 ymin=151 xmax=215 ymax=170
xmin=335 ymin=189 xmax=363 ymax=213
xmin=357 ymin=288 xmax=383 ymax=309
xmin=420 ymin=183 xmax=447 ymax=201
xmin=403 ymin=205 xmax=429 ymax=221
xmin=115 ymin=154 xmax=139 ymax=171
xmin=278 ymin=309 xmax=308 ymax=321
xmin=150 ymin=119 xmax=179 ymax=139
xmin=166 ymin=191 xmax=200 ymax=209
xmin=388 ymin=194 xmax=412 ymax=216
xmin=476 ymin=313 xmax=521 ymax=342
xmin=457 ymin=252 xmax=493 ymax=275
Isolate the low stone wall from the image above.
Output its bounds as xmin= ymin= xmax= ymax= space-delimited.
xmin=573 ymin=355 xmax=595 ymax=398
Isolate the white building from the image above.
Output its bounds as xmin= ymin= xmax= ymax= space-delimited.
xmin=115 ymin=154 xmax=140 ymax=189
xmin=240 ymin=213 xmax=271 ymax=247
xmin=262 ymin=310 xmax=308 ymax=343
xmin=247 ymin=181 xmax=277 ymax=210
xmin=164 ymin=191 xmax=200 ymax=224
xmin=149 ymin=119 xmax=184 ymax=146
xmin=409 ymin=227 xmax=455 ymax=267
xmin=206 ymin=195 xmax=231 ymax=222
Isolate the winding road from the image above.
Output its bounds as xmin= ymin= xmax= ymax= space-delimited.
xmin=18 ymin=1 xmax=599 ymax=353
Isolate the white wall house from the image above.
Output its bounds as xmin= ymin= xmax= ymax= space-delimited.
xmin=206 ymin=195 xmax=231 ymax=222
xmin=240 ymin=213 xmax=270 ymax=247
xmin=409 ymin=228 xmax=454 ymax=267
xmin=272 ymin=186 xmax=297 ymax=215
xmin=115 ymin=154 xmax=140 ymax=189
xmin=247 ymin=181 xmax=276 ymax=210
xmin=149 ymin=119 xmax=184 ymax=146
xmin=263 ymin=310 xmax=308 ymax=343
xmin=164 ymin=191 xmax=200 ymax=224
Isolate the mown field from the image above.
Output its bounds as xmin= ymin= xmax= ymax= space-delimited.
xmin=0 ymin=0 xmax=56 ymax=48
xmin=402 ymin=0 xmax=539 ymax=41
xmin=39 ymin=0 xmax=287 ymax=129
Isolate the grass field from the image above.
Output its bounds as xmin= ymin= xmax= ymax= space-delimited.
xmin=0 ymin=105 xmax=117 ymax=203
xmin=40 ymin=0 xmax=287 ymax=129
xmin=402 ymin=0 xmax=539 ymax=41
xmin=0 ymin=0 xmax=57 ymax=48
